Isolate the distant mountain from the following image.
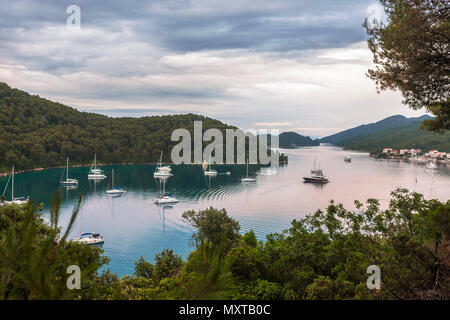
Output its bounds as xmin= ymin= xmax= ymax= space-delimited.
xmin=262 ymin=132 xmax=320 ymax=148
xmin=320 ymin=115 xmax=450 ymax=153
xmin=320 ymin=115 xmax=432 ymax=145
xmin=279 ymin=132 xmax=320 ymax=148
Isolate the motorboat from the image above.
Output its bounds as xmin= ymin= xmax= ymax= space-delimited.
xmin=60 ymin=157 xmax=78 ymax=187
xmin=344 ymin=155 xmax=352 ymax=162
xmin=303 ymin=174 xmax=329 ymax=184
xmin=304 ymin=160 xmax=329 ymax=183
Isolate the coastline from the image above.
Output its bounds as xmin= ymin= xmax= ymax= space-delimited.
xmin=0 ymin=161 xmax=162 ymax=177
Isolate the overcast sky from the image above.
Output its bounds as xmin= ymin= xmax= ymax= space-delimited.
xmin=0 ymin=0 xmax=424 ymax=137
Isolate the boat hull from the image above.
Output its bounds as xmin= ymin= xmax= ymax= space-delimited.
xmin=155 ymin=197 xmax=179 ymax=204
xmin=88 ymin=174 xmax=107 ymax=179
xmin=106 ymin=189 xmax=126 ymax=194
xmin=154 ymin=171 xmax=172 ymax=177
xmin=303 ymin=177 xmax=329 ymax=184
xmin=60 ymin=180 xmax=78 ymax=186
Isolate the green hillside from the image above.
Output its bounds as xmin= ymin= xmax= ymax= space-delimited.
xmin=0 ymin=83 xmax=236 ymax=172
xmin=335 ymin=120 xmax=450 ymax=153
xmin=320 ymin=115 xmax=432 ymax=145
xmin=279 ymin=132 xmax=320 ymax=148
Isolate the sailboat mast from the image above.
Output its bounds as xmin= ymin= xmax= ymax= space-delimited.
xmin=94 ymin=154 xmax=97 ymax=169
xmin=112 ymin=169 xmax=114 ymax=188
xmin=11 ymin=166 xmax=14 ymax=201
xmin=246 ymin=160 xmax=249 ymax=178
xmin=66 ymin=157 xmax=69 ymax=181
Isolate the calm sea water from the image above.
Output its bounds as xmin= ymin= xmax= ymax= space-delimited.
xmin=2 ymin=145 xmax=450 ymax=277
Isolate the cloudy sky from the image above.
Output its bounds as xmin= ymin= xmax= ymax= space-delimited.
xmin=0 ymin=0 xmax=424 ymax=137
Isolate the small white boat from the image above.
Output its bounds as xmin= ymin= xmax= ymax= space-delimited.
xmin=204 ymin=157 xmax=218 ymax=176
xmin=155 ymin=177 xmax=178 ymax=204
xmin=106 ymin=169 xmax=126 ymax=194
xmin=154 ymin=170 xmax=172 ymax=178
xmin=154 ymin=151 xmax=172 ymax=177
xmin=1 ymin=166 xmax=29 ymax=206
xmin=60 ymin=157 xmax=78 ymax=187
xmin=155 ymin=194 xmax=179 ymax=204
xmin=72 ymin=232 xmax=104 ymax=245
xmin=426 ymin=161 xmax=438 ymax=169
xmin=344 ymin=155 xmax=352 ymax=162
xmin=88 ymin=154 xmax=107 ymax=179
xmin=241 ymin=160 xmax=256 ymax=183
xmin=417 ymin=158 xmax=428 ymax=164
xmin=71 ymin=206 xmax=104 ymax=245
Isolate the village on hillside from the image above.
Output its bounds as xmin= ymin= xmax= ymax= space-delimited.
xmin=373 ymin=147 xmax=450 ymax=165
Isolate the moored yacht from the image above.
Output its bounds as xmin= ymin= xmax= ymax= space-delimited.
xmin=154 ymin=151 xmax=173 ymax=177
xmin=1 ymin=166 xmax=29 ymax=206
xmin=241 ymin=160 xmax=256 ymax=183
xmin=155 ymin=177 xmax=178 ymax=204
xmin=60 ymin=157 xmax=78 ymax=187
xmin=106 ymin=169 xmax=126 ymax=194
xmin=72 ymin=232 xmax=104 ymax=245
xmin=344 ymin=155 xmax=352 ymax=162
xmin=204 ymin=157 xmax=217 ymax=176
xmin=304 ymin=160 xmax=329 ymax=184
xmin=88 ymin=154 xmax=107 ymax=179
xmin=303 ymin=174 xmax=329 ymax=184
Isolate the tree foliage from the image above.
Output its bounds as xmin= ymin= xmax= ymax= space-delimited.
xmin=365 ymin=0 xmax=450 ymax=131
xmin=0 ymin=83 xmax=235 ymax=172
xmin=1 ymin=189 xmax=448 ymax=300
xmin=0 ymin=191 xmax=108 ymax=299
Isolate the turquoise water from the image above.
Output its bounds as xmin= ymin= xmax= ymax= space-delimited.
xmin=2 ymin=145 xmax=450 ymax=277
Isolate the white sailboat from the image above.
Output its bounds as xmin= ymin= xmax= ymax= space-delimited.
xmin=154 ymin=151 xmax=172 ymax=177
xmin=60 ymin=157 xmax=78 ymax=187
xmin=1 ymin=166 xmax=29 ymax=206
xmin=204 ymin=157 xmax=217 ymax=176
xmin=155 ymin=178 xmax=179 ymax=204
xmin=71 ymin=207 xmax=104 ymax=245
xmin=106 ymin=169 xmax=126 ymax=194
xmin=241 ymin=160 xmax=256 ymax=183
xmin=88 ymin=154 xmax=107 ymax=179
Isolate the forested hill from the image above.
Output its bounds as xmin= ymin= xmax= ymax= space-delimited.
xmin=321 ymin=115 xmax=450 ymax=153
xmin=279 ymin=132 xmax=320 ymax=148
xmin=0 ymin=83 xmax=235 ymax=172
